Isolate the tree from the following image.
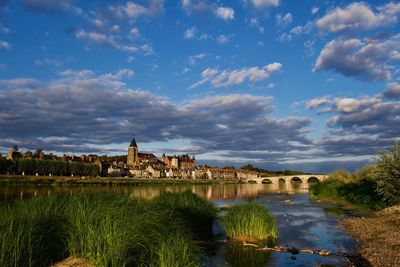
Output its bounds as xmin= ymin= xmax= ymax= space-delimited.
xmin=373 ymin=143 xmax=400 ymax=205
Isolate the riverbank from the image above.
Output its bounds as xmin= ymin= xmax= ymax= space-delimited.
xmin=0 ymin=175 xmax=240 ymax=186
xmin=340 ymin=205 xmax=400 ymax=267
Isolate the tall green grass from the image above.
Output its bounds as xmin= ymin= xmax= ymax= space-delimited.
xmin=0 ymin=191 xmax=216 ymax=266
xmin=223 ymin=202 xmax=277 ymax=243
xmin=152 ymin=190 xmax=218 ymax=239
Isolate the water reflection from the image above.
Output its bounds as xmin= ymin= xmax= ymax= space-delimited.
xmin=224 ymin=243 xmax=273 ymax=267
xmin=0 ymin=182 xmax=310 ymax=202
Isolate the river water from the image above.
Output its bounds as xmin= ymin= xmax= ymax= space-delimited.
xmin=0 ymin=183 xmax=357 ymax=266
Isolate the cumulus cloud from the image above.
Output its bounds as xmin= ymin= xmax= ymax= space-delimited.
xmin=384 ymin=82 xmax=400 ymax=99
xmin=215 ymin=6 xmax=235 ymax=20
xmin=249 ymin=17 xmax=265 ymax=33
xmin=250 ymin=0 xmax=280 ymax=9
xmin=216 ymin=34 xmax=231 ymax=44
xmin=305 ymin=96 xmax=332 ymax=109
xmin=276 ymin=13 xmax=293 ymax=28
xmin=191 ymin=63 xmax=282 ymax=88
xmin=311 ymin=7 xmax=319 ymax=15
xmin=307 ymin=93 xmax=400 ymax=156
xmin=0 ymin=70 xmax=311 ymax=157
xmin=184 ymin=27 xmax=198 ymax=39
xmin=316 ymin=2 xmax=400 ymax=34
xmin=73 ymin=1 xmax=162 ymax=54
xmin=278 ymin=21 xmax=313 ymax=42
xmin=314 ymin=35 xmax=400 ymax=81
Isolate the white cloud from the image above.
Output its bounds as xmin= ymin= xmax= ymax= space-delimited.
xmin=217 ymin=34 xmax=231 ymax=44
xmin=215 ymin=6 xmax=235 ymax=20
xmin=191 ymin=63 xmax=282 ymax=88
xmin=384 ymin=82 xmax=400 ymax=99
xmin=276 ymin=13 xmax=293 ymax=28
xmin=184 ymin=27 xmax=198 ymax=39
xmin=311 ymin=7 xmax=319 ymax=15
xmin=0 ymin=40 xmax=10 ymax=49
xmin=316 ymin=2 xmax=400 ymax=34
xmin=314 ymin=35 xmax=400 ymax=81
xmin=249 ymin=18 xmax=265 ymax=33
xmin=305 ymin=96 xmax=332 ymax=109
xmin=250 ymin=0 xmax=280 ymax=8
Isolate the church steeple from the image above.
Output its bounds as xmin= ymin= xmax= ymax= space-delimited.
xmin=127 ymin=136 xmax=139 ymax=168
xmin=129 ymin=136 xmax=138 ymax=148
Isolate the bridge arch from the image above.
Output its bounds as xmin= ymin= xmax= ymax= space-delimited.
xmin=291 ymin=177 xmax=303 ymax=183
xmin=248 ymin=180 xmax=258 ymax=184
xmin=278 ymin=178 xmax=286 ymax=183
xmin=307 ymin=176 xmax=320 ymax=183
xmin=262 ymin=178 xmax=273 ymax=184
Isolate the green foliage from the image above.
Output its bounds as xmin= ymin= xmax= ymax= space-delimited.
xmin=339 ymin=180 xmax=386 ymax=210
xmin=10 ymin=159 xmax=100 ymax=177
xmin=310 ymin=178 xmax=386 ymax=210
xmin=240 ymin=164 xmax=305 ymax=176
xmin=157 ymin=232 xmax=200 ymax=267
xmin=309 ymin=179 xmax=345 ymax=198
xmin=0 ymin=192 xmax=215 ymax=266
xmin=373 ymin=143 xmax=400 ymax=205
xmin=328 ymin=169 xmax=354 ymax=183
xmin=0 ymin=157 xmax=16 ymax=174
xmin=223 ymin=202 xmax=277 ymax=243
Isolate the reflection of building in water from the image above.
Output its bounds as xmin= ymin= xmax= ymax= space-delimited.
xmin=0 ymin=183 xmax=310 ymax=202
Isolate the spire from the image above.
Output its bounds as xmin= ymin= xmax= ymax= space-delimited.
xmin=129 ymin=136 xmax=138 ymax=148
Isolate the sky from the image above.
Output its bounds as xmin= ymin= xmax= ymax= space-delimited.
xmin=0 ymin=0 xmax=399 ymax=173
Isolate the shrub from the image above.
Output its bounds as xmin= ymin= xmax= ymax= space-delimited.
xmin=373 ymin=143 xmax=400 ymax=205
xmin=328 ymin=169 xmax=354 ymax=183
xmin=309 ymin=179 xmax=344 ymax=199
xmin=223 ymin=202 xmax=277 ymax=243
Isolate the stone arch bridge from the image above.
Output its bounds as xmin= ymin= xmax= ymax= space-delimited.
xmin=244 ymin=175 xmax=328 ymax=184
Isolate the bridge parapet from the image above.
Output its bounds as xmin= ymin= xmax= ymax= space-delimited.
xmin=245 ymin=175 xmax=328 ymax=184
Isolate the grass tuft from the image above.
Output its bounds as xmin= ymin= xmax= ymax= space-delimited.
xmin=223 ymin=202 xmax=277 ymax=243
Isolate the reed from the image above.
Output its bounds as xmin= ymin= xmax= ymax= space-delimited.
xmin=0 ymin=191 xmax=216 ymax=266
xmin=223 ymin=202 xmax=278 ymax=243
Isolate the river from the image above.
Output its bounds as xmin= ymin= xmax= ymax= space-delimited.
xmin=0 ymin=182 xmax=358 ymax=266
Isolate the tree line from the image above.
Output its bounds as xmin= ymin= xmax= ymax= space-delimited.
xmin=0 ymin=158 xmax=100 ymax=177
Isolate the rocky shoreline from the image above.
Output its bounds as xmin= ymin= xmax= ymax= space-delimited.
xmin=340 ymin=205 xmax=400 ymax=267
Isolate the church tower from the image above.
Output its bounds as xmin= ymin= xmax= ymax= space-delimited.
xmin=127 ymin=137 xmax=139 ymax=168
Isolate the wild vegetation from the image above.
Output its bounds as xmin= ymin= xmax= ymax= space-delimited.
xmin=0 ymin=191 xmax=215 ymax=267
xmin=223 ymin=202 xmax=277 ymax=243
xmin=310 ymin=143 xmax=400 ymax=210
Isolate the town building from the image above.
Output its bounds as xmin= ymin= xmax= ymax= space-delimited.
xmin=162 ymin=154 xmax=196 ymax=170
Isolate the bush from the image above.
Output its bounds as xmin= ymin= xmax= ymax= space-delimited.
xmin=328 ymin=169 xmax=354 ymax=183
xmin=339 ymin=180 xmax=386 ymax=210
xmin=309 ymin=179 xmax=345 ymax=199
xmin=373 ymin=143 xmax=400 ymax=205
xmin=223 ymin=202 xmax=277 ymax=243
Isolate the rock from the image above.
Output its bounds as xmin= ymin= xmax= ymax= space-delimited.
xmin=318 ymin=250 xmax=331 ymax=256
xmin=290 ymin=256 xmax=296 ymax=260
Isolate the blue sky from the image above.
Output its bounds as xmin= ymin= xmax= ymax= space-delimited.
xmin=0 ymin=0 xmax=399 ymax=172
